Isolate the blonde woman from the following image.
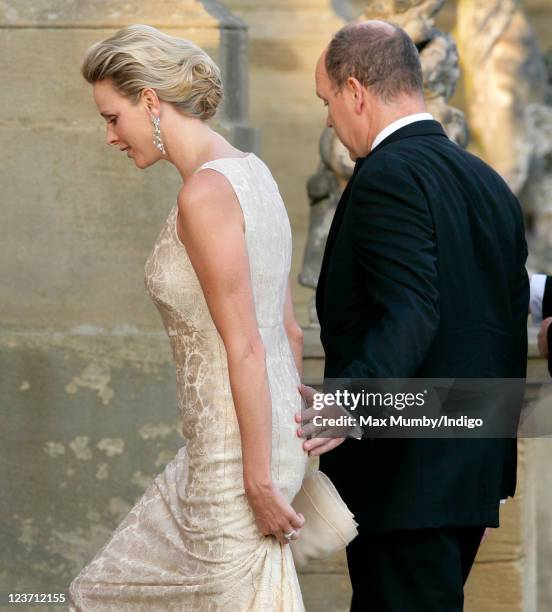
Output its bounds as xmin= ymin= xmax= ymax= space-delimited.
xmin=68 ymin=24 xmax=308 ymax=611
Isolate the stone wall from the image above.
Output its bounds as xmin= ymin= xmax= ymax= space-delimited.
xmin=2 ymin=0 xmax=552 ymax=609
xmin=0 ymin=0 xmax=255 ymax=607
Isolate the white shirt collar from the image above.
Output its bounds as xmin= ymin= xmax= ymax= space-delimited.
xmin=371 ymin=112 xmax=434 ymax=151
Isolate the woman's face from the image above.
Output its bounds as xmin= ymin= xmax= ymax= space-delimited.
xmin=93 ymin=79 xmax=160 ymax=168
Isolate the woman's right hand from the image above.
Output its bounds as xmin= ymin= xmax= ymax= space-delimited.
xmin=245 ymin=479 xmax=305 ymax=546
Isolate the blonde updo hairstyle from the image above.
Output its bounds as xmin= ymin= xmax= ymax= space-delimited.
xmin=81 ymin=24 xmax=223 ymax=121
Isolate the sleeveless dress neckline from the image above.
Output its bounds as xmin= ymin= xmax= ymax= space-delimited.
xmin=195 ymin=151 xmax=256 ymax=174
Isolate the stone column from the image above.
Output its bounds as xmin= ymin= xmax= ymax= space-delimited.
xmin=222 ymin=0 xmax=345 ymax=324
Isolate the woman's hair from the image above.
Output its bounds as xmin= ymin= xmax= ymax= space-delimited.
xmin=81 ymin=24 xmax=223 ymax=120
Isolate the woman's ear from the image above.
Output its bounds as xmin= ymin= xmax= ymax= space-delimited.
xmin=141 ymin=87 xmax=159 ymax=113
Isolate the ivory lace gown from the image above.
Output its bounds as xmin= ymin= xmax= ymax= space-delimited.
xmin=68 ymin=153 xmax=309 ymax=611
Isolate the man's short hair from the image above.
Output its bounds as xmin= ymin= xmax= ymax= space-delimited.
xmin=325 ymin=21 xmax=423 ymax=103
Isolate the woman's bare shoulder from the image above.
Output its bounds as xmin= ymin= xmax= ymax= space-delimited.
xmin=179 ymin=167 xmax=236 ymax=208
xmin=177 ymin=167 xmax=243 ymax=232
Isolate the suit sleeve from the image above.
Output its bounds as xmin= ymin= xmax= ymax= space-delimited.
xmin=510 ymin=199 xmax=529 ymax=379
xmin=339 ymin=160 xmax=440 ymax=379
xmin=543 ymin=276 xmax=552 ymax=319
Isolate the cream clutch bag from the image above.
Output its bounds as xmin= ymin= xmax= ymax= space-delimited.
xmin=290 ymin=470 xmax=359 ymax=568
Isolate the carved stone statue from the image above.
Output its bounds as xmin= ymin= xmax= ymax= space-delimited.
xmin=456 ymin=0 xmax=552 ymax=271
xmin=299 ymin=0 xmax=467 ymax=325
xmin=522 ymin=58 xmax=552 ymax=270
xmin=299 ymin=128 xmax=354 ymax=326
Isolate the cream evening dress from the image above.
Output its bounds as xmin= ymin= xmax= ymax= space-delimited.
xmin=67 ymin=153 xmax=309 ymax=611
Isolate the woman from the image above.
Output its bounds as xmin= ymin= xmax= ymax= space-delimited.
xmin=68 ymin=24 xmax=309 ymax=611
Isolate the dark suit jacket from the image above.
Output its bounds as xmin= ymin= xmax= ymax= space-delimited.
xmin=317 ymin=120 xmax=529 ymax=532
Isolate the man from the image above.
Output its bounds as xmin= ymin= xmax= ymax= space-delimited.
xmin=531 ymin=274 xmax=552 ymax=372
xmin=297 ymin=21 xmax=529 ymax=611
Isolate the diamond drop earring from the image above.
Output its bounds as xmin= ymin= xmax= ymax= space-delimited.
xmin=151 ymin=114 xmax=166 ymax=155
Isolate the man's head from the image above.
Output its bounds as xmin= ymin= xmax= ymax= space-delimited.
xmin=315 ymin=20 xmax=425 ymax=160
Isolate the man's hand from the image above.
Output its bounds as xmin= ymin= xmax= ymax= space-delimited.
xmin=538 ymin=317 xmax=552 ymax=358
xmin=294 ymin=384 xmax=351 ymax=456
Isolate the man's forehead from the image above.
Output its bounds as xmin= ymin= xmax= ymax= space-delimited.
xmin=316 ymin=49 xmax=327 ymax=70
xmin=315 ymin=54 xmax=327 ymax=85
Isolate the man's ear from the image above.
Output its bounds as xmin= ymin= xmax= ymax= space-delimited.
xmin=346 ymin=76 xmax=364 ymax=114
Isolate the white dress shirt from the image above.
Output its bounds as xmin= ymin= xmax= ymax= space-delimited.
xmin=371 ymin=112 xmax=435 ymax=151
xmin=530 ymin=274 xmax=547 ymax=326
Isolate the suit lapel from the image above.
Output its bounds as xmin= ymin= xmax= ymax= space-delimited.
xmin=315 ymin=158 xmax=364 ymax=323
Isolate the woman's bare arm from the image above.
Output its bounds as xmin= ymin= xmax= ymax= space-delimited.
xmin=176 ymin=170 xmax=304 ymax=544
